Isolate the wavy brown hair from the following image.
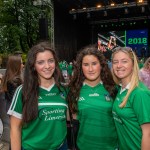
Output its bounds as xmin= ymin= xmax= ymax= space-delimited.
xmin=67 ymin=44 xmax=117 ymax=113
xmin=22 ymin=41 xmax=63 ymax=123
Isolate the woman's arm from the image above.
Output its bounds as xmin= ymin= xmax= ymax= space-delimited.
xmin=141 ymin=123 xmax=150 ymax=150
xmin=10 ymin=116 xmax=22 ymax=150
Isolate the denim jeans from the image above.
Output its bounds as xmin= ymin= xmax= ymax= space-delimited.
xmin=58 ymin=140 xmax=68 ymax=150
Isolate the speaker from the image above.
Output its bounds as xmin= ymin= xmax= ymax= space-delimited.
xmin=39 ymin=18 xmax=49 ymax=40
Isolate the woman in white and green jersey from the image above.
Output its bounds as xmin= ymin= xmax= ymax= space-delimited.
xmin=8 ymin=41 xmax=68 ymax=150
xmin=111 ymin=47 xmax=150 ymax=150
xmin=67 ymin=45 xmax=118 ymax=150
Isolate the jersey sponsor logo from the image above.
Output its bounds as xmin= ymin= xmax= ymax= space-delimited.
xmin=78 ymin=97 xmax=85 ymax=101
xmin=39 ymin=107 xmax=66 ymax=121
xmin=45 ymin=93 xmax=57 ymax=96
xmin=89 ymin=93 xmax=99 ymax=97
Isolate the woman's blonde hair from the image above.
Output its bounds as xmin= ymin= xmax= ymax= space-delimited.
xmin=111 ymin=47 xmax=139 ymax=107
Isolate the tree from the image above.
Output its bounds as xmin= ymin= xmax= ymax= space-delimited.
xmin=0 ymin=0 xmax=51 ymax=54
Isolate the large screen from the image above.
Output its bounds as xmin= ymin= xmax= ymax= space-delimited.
xmin=98 ymin=29 xmax=148 ymax=58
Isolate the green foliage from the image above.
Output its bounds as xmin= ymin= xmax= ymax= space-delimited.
xmin=22 ymin=53 xmax=27 ymax=63
xmin=0 ymin=0 xmax=52 ymax=54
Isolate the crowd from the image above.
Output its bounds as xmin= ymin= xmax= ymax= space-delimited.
xmin=0 ymin=41 xmax=150 ymax=150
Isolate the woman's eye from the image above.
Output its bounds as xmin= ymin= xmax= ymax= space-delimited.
xmin=48 ymin=59 xmax=55 ymax=63
xmin=122 ymin=61 xmax=127 ymax=63
xmin=92 ymin=62 xmax=97 ymax=65
xmin=36 ymin=61 xmax=44 ymax=65
xmin=112 ymin=61 xmax=118 ymax=64
xmin=83 ymin=63 xmax=89 ymax=66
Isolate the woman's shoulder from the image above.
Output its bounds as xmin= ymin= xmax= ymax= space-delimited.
xmin=10 ymin=76 xmax=22 ymax=84
xmin=131 ymin=82 xmax=150 ymax=96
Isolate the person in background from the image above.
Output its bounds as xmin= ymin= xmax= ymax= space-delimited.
xmin=139 ymin=57 xmax=150 ymax=89
xmin=8 ymin=41 xmax=68 ymax=150
xmin=2 ymin=55 xmax=24 ymax=112
xmin=67 ymin=45 xmax=118 ymax=150
xmin=111 ymin=47 xmax=150 ymax=150
xmin=67 ymin=62 xmax=73 ymax=80
xmin=14 ymin=51 xmax=23 ymax=58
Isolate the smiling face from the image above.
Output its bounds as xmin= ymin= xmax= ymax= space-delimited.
xmin=112 ymin=51 xmax=133 ymax=86
xmin=34 ymin=50 xmax=55 ymax=84
xmin=82 ymin=55 xmax=101 ymax=86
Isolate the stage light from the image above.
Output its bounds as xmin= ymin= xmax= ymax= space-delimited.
xmin=121 ymin=22 xmax=124 ymax=26
xmin=97 ymin=5 xmax=101 ymax=8
xmin=110 ymin=3 xmax=115 ymax=6
xmin=124 ymin=2 xmax=128 ymax=5
xmin=124 ymin=8 xmax=129 ymax=14
xmin=71 ymin=8 xmax=75 ymax=11
xmin=73 ymin=14 xmax=77 ymax=20
xmin=138 ymin=0 xmax=143 ymax=3
xmin=141 ymin=6 xmax=145 ymax=13
xmin=104 ymin=10 xmax=107 ymax=16
xmin=87 ymin=12 xmax=90 ymax=19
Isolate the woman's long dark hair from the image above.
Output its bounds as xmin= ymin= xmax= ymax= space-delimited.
xmin=2 ymin=55 xmax=23 ymax=92
xmin=22 ymin=41 xmax=63 ymax=123
xmin=67 ymin=45 xmax=117 ymax=113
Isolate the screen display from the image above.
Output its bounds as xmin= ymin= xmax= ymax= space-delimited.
xmin=126 ymin=29 xmax=148 ymax=57
xmin=98 ymin=29 xmax=148 ymax=58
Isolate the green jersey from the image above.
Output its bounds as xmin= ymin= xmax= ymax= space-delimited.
xmin=77 ymin=83 xmax=118 ymax=150
xmin=112 ymin=82 xmax=150 ymax=150
xmin=8 ymin=84 xmax=67 ymax=150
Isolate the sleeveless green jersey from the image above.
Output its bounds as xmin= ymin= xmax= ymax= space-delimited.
xmin=112 ymin=82 xmax=150 ymax=150
xmin=8 ymin=84 xmax=67 ymax=150
xmin=77 ymin=83 xmax=118 ymax=150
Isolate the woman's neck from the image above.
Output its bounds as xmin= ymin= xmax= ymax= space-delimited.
xmin=84 ymin=79 xmax=101 ymax=87
xmin=40 ymin=78 xmax=54 ymax=88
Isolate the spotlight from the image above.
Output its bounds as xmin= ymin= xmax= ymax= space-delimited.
xmin=87 ymin=12 xmax=90 ymax=19
xmin=73 ymin=14 xmax=77 ymax=20
xmin=97 ymin=5 xmax=101 ymax=8
xmin=138 ymin=0 xmax=143 ymax=3
xmin=141 ymin=6 xmax=145 ymax=13
xmin=124 ymin=8 xmax=129 ymax=14
xmin=124 ymin=2 xmax=128 ymax=5
xmin=110 ymin=3 xmax=115 ymax=6
xmin=104 ymin=10 xmax=107 ymax=17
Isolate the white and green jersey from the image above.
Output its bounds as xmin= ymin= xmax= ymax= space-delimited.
xmin=112 ymin=82 xmax=150 ymax=150
xmin=77 ymin=83 xmax=118 ymax=150
xmin=8 ymin=84 xmax=67 ymax=150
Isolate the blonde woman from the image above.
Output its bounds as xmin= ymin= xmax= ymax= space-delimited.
xmin=111 ymin=47 xmax=150 ymax=150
